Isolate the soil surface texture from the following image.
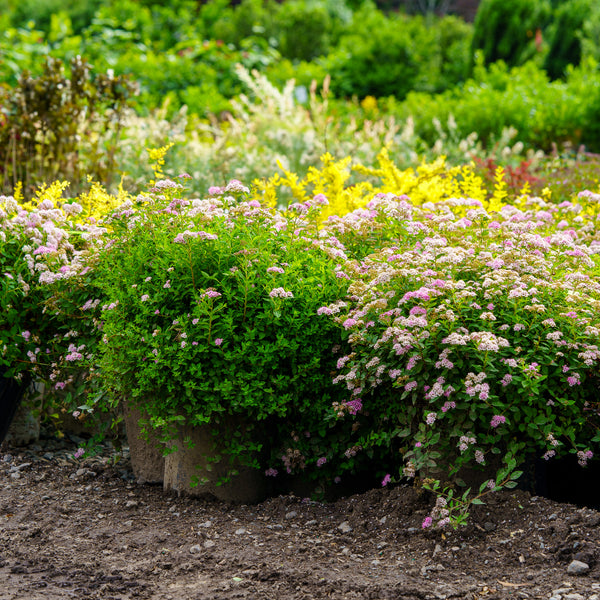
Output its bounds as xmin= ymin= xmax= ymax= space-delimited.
xmin=1 ymin=434 xmax=599 ymax=600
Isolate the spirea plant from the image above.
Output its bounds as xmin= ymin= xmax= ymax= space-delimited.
xmin=92 ymin=178 xmax=352 ymax=480
xmin=318 ymin=190 xmax=600 ymax=527
xmin=0 ymin=183 xmax=107 ymax=420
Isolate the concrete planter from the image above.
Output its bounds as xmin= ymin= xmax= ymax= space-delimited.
xmin=163 ymin=422 xmax=266 ymax=504
xmin=123 ymin=404 xmax=165 ymax=484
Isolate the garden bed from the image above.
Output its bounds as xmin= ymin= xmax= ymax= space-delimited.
xmin=1 ymin=434 xmax=599 ymax=600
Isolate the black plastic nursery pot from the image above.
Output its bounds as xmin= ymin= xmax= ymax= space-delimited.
xmin=0 ymin=369 xmax=29 ymax=444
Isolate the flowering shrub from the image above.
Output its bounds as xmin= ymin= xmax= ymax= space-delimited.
xmin=91 ymin=178 xmax=352 ymax=480
xmin=318 ymin=189 xmax=600 ymax=526
xmin=0 ymin=183 xmax=106 ymax=421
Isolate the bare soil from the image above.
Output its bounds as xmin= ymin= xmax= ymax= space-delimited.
xmin=1 ymin=434 xmax=600 ymax=600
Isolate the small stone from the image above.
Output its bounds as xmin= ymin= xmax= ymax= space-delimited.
xmin=189 ymin=545 xmax=202 ymax=554
xmin=285 ymin=511 xmax=297 ymax=520
xmin=588 ymin=594 xmax=599 ymax=600
xmin=123 ymin=520 xmax=133 ymax=527
xmin=338 ymin=521 xmax=352 ymax=534
xmin=379 ymin=516 xmax=387 ymax=525
xmin=235 ymin=528 xmax=247 ymax=535
xmin=552 ymin=587 xmax=572 ymax=595
xmin=42 ymin=452 xmax=54 ymax=460
xmin=548 ymin=513 xmax=558 ymax=521
xmin=567 ymin=560 xmax=589 ymax=575
xmin=371 ymin=560 xmax=380 ymax=566
xmin=305 ymin=520 xmax=317 ymax=527
xmin=199 ymin=521 xmax=212 ymax=528
xmin=484 ymin=522 xmax=496 ymax=532
xmin=562 ymin=594 xmax=585 ymax=600
xmin=204 ymin=540 xmax=216 ymax=549
xmin=125 ymin=500 xmax=138 ymax=508
xmin=10 ymin=472 xmax=21 ymax=480
xmin=76 ymin=468 xmax=87 ymax=477
xmin=3 ymin=454 xmax=13 ymax=463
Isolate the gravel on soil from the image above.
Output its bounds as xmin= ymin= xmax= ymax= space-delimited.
xmin=1 ymin=434 xmax=599 ymax=600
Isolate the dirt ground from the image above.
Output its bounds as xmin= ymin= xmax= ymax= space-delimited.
xmin=1 ymin=433 xmax=599 ymax=600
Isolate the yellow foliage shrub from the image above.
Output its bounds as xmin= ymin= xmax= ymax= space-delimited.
xmin=253 ymin=148 xmax=516 ymax=218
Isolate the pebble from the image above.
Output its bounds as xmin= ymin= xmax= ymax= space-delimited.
xmin=204 ymin=540 xmax=216 ymax=549
xmin=285 ymin=511 xmax=297 ymax=520
xmin=189 ymin=545 xmax=202 ymax=554
xmin=338 ymin=521 xmax=353 ymax=534
xmin=199 ymin=521 xmax=212 ymax=528
xmin=125 ymin=500 xmax=138 ymax=508
xmin=10 ymin=472 xmax=21 ymax=480
xmin=562 ymin=594 xmax=585 ymax=600
xmin=305 ymin=520 xmax=317 ymax=527
xmin=567 ymin=560 xmax=589 ymax=575
xmin=2 ymin=454 xmax=13 ymax=463
xmin=235 ymin=528 xmax=247 ymax=535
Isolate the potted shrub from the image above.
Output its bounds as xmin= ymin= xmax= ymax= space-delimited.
xmin=0 ymin=186 xmax=106 ymax=443
xmin=92 ymin=178 xmax=351 ymax=501
xmin=318 ymin=191 xmax=600 ymax=527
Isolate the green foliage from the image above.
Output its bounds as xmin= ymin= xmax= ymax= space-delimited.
xmin=400 ymin=58 xmax=600 ymax=152
xmin=544 ymin=0 xmax=591 ymax=79
xmin=323 ymin=7 xmax=420 ymax=99
xmin=276 ymin=1 xmax=332 ymax=61
xmin=471 ymin=0 xmax=552 ymax=68
xmin=8 ymin=0 xmax=102 ymax=34
xmin=93 ymin=181 xmax=352 ymax=477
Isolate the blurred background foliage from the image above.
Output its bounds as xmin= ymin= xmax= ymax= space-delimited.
xmin=2 ymin=0 xmax=600 ymax=197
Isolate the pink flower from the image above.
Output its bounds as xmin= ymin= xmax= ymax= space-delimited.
xmin=21 ymin=331 xmax=31 ymax=341
xmin=141 ymin=294 xmax=150 ymax=302
xmin=316 ymin=457 xmax=327 ymax=468
xmin=214 ymin=338 xmax=223 ymax=346
xmin=422 ymin=516 xmax=433 ymax=529
xmin=345 ymin=399 xmax=363 ymax=415
xmin=265 ymin=468 xmax=278 ymax=477
xmin=381 ymin=473 xmax=391 ymax=487
xmin=490 ymin=415 xmax=506 ymax=428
